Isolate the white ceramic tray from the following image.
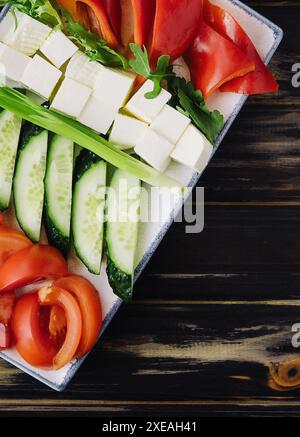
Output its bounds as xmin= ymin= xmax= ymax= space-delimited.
xmin=0 ymin=0 xmax=283 ymax=391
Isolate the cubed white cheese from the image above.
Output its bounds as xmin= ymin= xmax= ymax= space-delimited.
xmin=1 ymin=11 xmax=51 ymax=55
xmin=66 ymin=51 xmax=103 ymax=88
xmin=21 ymin=54 xmax=62 ymax=100
xmin=51 ymin=77 xmax=91 ymax=118
xmin=0 ymin=10 xmax=22 ymax=42
xmin=171 ymin=125 xmax=213 ymax=173
xmin=93 ymin=67 xmax=136 ymax=111
xmin=40 ymin=30 xmax=78 ymax=68
xmin=125 ymin=80 xmax=171 ymax=123
xmin=134 ymin=128 xmax=174 ymax=172
xmin=150 ymin=105 xmax=191 ymax=144
xmin=109 ymin=113 xmax=148 ymax=150
xmin=0 ymin=42 xmax=30 ymax=87
xmin=77 ymin=96 xmax=117 ymax=134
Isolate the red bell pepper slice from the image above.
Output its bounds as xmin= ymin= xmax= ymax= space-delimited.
xmin=102 ymin=0 xmax=122 ymax=41
xmin=203 ymin=0 xmax=278 ymax=95
xmin=131 ymin=0 xmax=156 ymax=47
xmin=65 ymin=0 xmax=119 ymax=48
xmin=149 ymin=0 xmax=202 ymax=62
xmin=185 ymin=19 xmax=255 ymax=99
xmin=56 ymin=0 xmax=80 ymax=20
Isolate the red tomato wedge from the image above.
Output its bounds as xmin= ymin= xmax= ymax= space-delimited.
xmin=0 ymin=213 xmax=4 ymax=226
xmin=0 ymin=245 xmax=68 ymax=293
xmin=203 ymin=0 xmax=278 ymax=95
xmin=0 ymin=293 xmax=15 ymax=350
xmin=149 ymin=0 xmax=202 ymax=62
xmin=54 ymin=276 xmax=102 ymax=358
xmin=39 ymin=287 xmax=82 ymax=370
xmin=185 ymin=19 xmax=255 ymax=99
xmin=131 ymin=0 xmax=156 ymax=47
xmin=102 ymin=0 xmax=122 ymax=41
xmin=12 ymin=293 xmax=57 ymax=367
xmin=0 ymin=226 xmax=32 ymax=267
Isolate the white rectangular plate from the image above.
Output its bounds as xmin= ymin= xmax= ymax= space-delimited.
xmin=0 ymin=0 xmax=283 ymax=391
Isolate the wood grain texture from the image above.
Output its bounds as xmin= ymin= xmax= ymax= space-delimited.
xmin=0 ymin=0 xmax=299 ymax=417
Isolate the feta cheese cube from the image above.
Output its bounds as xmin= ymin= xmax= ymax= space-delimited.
xmin=77 ymin=96 xmax=117 ymax=134
xmin=109 ymin=114 xmax=148 ymax=150
xmin=151 ymin=105 xmax=191 ymax=144
xmin=0 ymin=42 xmax=30 ymax=86
xmin=66 ymin=51 xmax=103 ymax=88
xmin=51 ymin=77 xmax=91 ymax=118
xmin=40 ymin=30 xmax=78 ymax=68
xmin=171 ymin=125 xmax=213 ymax=173
xmin=21 ymin=54 xmax=62 ymax=100
xmin=134 ymin=128 xmax=174 ymax=172
xmin=125 ymin=80 xmax=171 ymax=123
xmin=0 ymin=10 xmax=22 ymax=42
xmin=1 ymin=11 xmax=51 ymax=55
xmin=93 ymin=67 xmax=136 ymax=111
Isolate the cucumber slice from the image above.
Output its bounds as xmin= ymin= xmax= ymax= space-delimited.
xmin=72 ymin=150 xmax=107 ymax=274
xmin=44 ymin=134 xmax=74 ymax=255
xmin=106 ymin=168 xmax=141 ymax=302
xmin=0 ymin=109 xmax=22 ymax=211
xmin=13 ymin=123 xmax=48 ymax=242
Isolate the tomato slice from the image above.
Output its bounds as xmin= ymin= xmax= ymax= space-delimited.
xmin=0 ymin=245 xmax=69 ymax=293
xmin=54 ymin=276 xmax=102 ymax=358
xmin=39 ymin=287 xmax=82 ymax=370
xmin=0 ymin=293 xmax=15 ymax=350
xmin=12 ymin=293 xmax=57 ymax=366
xmin=0 ymin=226 xmax=32 ymax=267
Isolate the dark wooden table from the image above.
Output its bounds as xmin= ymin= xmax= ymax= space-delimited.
xmin=0 ymin=0 xmax=299 ymax=418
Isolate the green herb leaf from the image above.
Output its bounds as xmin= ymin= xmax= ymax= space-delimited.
xmin=0 ymin=87 xmax=183 ymax=190
xmin=168 ymin=77 xmax=224 ymax=145
xmin=129 ymin=43 xmax=174 ymax=99
xmin=0 ymin=0 xmax=63 ymax=28
xmin=63 ymin=11 xmax=129 ymax=68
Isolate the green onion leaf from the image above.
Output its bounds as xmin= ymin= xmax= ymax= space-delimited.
xmin=0 ymin=87 xmax=182 ymax=190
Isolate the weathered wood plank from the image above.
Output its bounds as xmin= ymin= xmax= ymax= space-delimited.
xmin=144 ymin=207 xmax=300 ymax=275
xmin=1 ymin=303 xmax=300 ymax=408
xmin=136 ymin=271 xmax=300 ymax=301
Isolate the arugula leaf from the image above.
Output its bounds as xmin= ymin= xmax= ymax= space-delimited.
xmin=168 ymin=77 xmax=224 ymax=145
xmin=129 ymin=44 xmax=174 ymax=99
xmin=0 ymin=0 xmax=63 ymax=28
xmin=63 ymin=11 xmax=129 ymax=69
